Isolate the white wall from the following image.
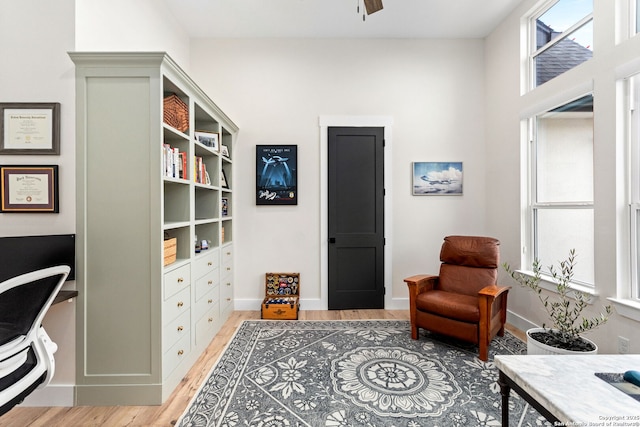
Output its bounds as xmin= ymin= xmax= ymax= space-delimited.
xmin=0 ymin=0 xmax=77 ymax=405
xmin=189 ymin=38 xmax=489 ymax=309
xmin=75 ymin=0 xmax=191 ymax=71
xmin=485 ymin=0 xmax=640 ymax=353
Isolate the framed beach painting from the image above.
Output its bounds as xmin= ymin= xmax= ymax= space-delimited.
xmin=412 ymin=162 xmax=463 ymax=195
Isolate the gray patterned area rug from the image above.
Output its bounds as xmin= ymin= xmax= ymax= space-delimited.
xmin=176 ymin=320 xmax=549 ymax=427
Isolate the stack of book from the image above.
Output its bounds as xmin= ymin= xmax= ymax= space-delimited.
xmin=163 ymin=144 xmax=187 ymax=179
xmin=194 ymin=156 xmax=209 ymax=184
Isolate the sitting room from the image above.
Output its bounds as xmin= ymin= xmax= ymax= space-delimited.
xmin=1 ymin=0 xmax=640 ymax=425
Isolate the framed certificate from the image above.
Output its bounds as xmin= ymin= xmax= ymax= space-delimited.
xmin=0 ymin=103 xmax=60 ymax=154
xmin=0 ymin=165 xmax=59 ymax=213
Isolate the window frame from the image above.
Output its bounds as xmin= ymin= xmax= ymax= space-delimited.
xmin=528 ymin=0 xmax=594 ymax=90
xmin=635 ymin=0 xmax=640 ymax=35
xmin=525 ymin=94 xmax=595 ymax=288
xmin=610 ymin=72 xmax=640 ymax=321
xmin=629 ymin=75 xmax=640 ymax=300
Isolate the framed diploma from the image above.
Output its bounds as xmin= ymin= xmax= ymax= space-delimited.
xmin=0 ymin=165 xmax=59 ymax=213
xmin=0 ymin=103 xmax=60 ymax=154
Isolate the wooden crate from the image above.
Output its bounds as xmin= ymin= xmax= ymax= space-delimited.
xmin=261 ymin=272 xmax=300 ymax=320
xmin=163 ymin=237 xmax=177 ymax=266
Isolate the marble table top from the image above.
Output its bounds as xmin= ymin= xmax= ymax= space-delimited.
xmin=495 ymin=354 xmax=640 ymax=425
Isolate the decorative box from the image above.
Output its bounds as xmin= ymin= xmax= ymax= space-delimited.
xmin=261 ymin=273 xmax=300 ymax=320
xmin=163 ymin=237 xmax=177 ymax=266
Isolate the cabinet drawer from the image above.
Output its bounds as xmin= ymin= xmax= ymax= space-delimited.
xmin=163 ymin=263 xmax=190 ymax=300
xmin=195 ymin=289 xmax=219 ymax=321
xmin=221 ymin=245 xmax=233 ymax=265
xmin=195 ymin=306 xmax=220 ymax=346
xmin=193 ymin=250 xmax=219 ymax=279
xmin=221 ymin=260 xmax=233 ymax=280
xmin=163 ymin=333 xmax=190 ymax=380
xmin=220 ymin=278 xmax=233 ymax=306
xmin=163 ymin=309 xmax=190 ymax=354
xmin=163 ymin=286 xmax=191 ymax=326
xmin=195 ymin=270 xmax=219 ymax=301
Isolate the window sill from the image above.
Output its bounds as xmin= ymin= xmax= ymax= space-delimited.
xmin=513 ymin=270 xmax=598 ymax=302
xmin=608 ymin=298 xmax=640 ymax=322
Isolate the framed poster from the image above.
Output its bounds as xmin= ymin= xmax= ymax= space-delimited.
xmin=412 ymin=162 xmax=463 ymax=195
xmin=256 ymin=145 xmax=297 ymax=205
xmin=0 ymin=165 xmax=59 ymax=212
xmin=0 ymin=103 xmax=60 ymax=154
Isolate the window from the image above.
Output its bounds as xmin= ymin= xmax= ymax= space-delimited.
xmin=530 ymin=0 xmax=593 ymax=87
xmin=636 ymin=0 xmax=640 ymax=34
xmin=630 ymin=74 xmax=640 ymax=300
xmin=529 ymin=94 xmax=594 ymax=285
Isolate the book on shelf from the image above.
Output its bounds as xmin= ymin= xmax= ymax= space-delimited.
xmin=162 ymin=145 xmax=187 ymax=180
xmin=221 ymin=197 xmax=228 ymax=216
xmin=179 ymin=152 xmax=187 ymax=179
xmin=193 ymin=156 xmax=208 ymax=184
xmin=173 ymin=148 xmax=179 ymax=178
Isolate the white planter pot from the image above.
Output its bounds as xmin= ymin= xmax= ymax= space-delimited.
xmin=526 ymin=328 xmax=598 ymax=355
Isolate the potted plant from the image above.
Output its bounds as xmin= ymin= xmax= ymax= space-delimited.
xmin=503 ymin=249 xmax=612 ymax=355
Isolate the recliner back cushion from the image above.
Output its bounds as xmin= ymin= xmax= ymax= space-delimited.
xmin=440 ymin=235 xmax=499 ymax=268
xmin=437 ymin=235 xmax=499 ymax=295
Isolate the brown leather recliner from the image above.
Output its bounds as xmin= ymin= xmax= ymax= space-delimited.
xmin=404 ymin=235 xmax=510 ymax=361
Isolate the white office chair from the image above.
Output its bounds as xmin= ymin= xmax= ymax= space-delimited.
xmin=0 ymin=265 xmax=70 ymax=416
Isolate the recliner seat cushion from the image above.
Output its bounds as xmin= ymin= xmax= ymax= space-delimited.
xmin=415 ymin=290 xmax=480 ymax=323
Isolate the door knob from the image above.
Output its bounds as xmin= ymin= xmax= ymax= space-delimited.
xmin=329 ymin=237 xmax=336 ymax=244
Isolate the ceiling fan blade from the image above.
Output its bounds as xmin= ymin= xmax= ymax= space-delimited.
xmin=363 ymin=0 xmax=383 ymax=15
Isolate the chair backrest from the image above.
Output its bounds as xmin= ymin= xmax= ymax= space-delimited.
xmin=438 ymin=235 xmax=499 ymax=296
xmin=0 ymin=266 xmax=70 ymax=347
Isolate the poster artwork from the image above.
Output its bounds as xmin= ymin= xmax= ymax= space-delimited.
xmin=256 ymin=145 xmax=297 ymax=205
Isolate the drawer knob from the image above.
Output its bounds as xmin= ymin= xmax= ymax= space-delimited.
xmin=226 ymin=251 xmax=231 ymax=255
xmin=177 ymin=301 xmax=184 ymax=307
xmin=226 ymin=267 xmax=231 ymax=271
xmin=177 ymin=326 xmax=184 ymax=331
xmin=226 ymin=298 xmax=231 ymax=301
xmin=178 ymin=349 xmax=184 ymax=356
xmin=208 ymin=280 xmax=213 ymax=285
xmin=208 ymin=262 xmax=213 ymax=266
xmin=208 ymin=317 xmax=213 ymax=323
xmin=177 ymin=277 xmax=184 ymax=283
xmin=208 ymin=299 xmax=213 ymax=304
xmin=226 ymin=282 xmax=231 ymax=286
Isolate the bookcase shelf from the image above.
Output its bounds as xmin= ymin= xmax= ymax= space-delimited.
xmin=71 ymin=51 xmax=238 ymax=406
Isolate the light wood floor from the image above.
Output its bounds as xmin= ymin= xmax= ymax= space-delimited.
xmin=0 ymin=310 xmax=524 ymax=426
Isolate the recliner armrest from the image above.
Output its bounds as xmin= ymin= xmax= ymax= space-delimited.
xmin=478 ymin=285 xmax=510 ymax=298
xmin=404 ymin=274 xmax=438 ymax=295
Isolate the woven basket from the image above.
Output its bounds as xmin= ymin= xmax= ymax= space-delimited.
xmin=163 ymin=94 xmax=189 ymax=132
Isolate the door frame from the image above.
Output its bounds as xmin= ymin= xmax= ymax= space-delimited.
xmin=319 ymin=116 xmax=395 ymax=310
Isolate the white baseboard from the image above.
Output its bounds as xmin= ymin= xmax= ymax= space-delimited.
xmin=234 ymin=298 xmax=409 ymax=312
xmin=18 ymin=384 xmax=75 ymax=407
xmin=385 ymin=297 xmax=408 ymax=310
xmin=506 ymin=309 xmax=537 ymax=332
xmin=233 ymin=298 xmax=326 ymax=311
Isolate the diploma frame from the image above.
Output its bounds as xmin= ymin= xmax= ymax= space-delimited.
xmin=0 ymin=165 xmax=59 ymax=213
xmin=0 ymin=103 xmax=61 ymax=154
